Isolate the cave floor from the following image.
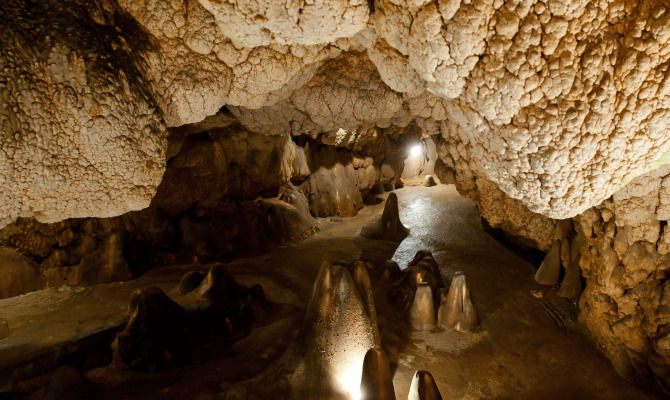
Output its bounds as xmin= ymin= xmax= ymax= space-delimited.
xmin=2 ymin=184 xmax=661 ymax=399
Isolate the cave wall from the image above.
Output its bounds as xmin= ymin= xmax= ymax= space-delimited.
xmin=0 ymin=121 xmax=410 ymax=298
xmin=438 ymin=137 xmax=670 ymax=392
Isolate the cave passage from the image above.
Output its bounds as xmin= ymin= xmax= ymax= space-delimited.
xmin=0 ymin=184 xmax=656 ymax=399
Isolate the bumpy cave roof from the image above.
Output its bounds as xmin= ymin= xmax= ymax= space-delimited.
xmin=2 ymin=0 xmax=670 ymax=227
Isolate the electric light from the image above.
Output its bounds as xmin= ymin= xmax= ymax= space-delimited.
xmin=409 ymin=144 xmax=422 ymax=157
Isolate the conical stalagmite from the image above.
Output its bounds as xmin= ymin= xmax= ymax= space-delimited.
xmin=381 ymin=260 xmax=401 ymax=281
xmin=353 ymin=262 xmax=380 ymax=344
xmin=407 ymin=370 xmax=442 ymax=400
xmin=360 ymin=348 xmax=396 ymax=400
xmin=557 ymin=262 xmax=583 ymax=299
xmin=438 ymin=272 xmax=477 ymax=332
xmin=410 ymin=283 xmax=436 ymax=331
xmin=535 ymin=240 xmax=561 ymax=286
xmin=558 ymin=232 xmax=585 ymax=299
xmin=291 ymin=263 xmax=380 ymax=398
xmin=361 ymin=193 xmax=409 ymax=241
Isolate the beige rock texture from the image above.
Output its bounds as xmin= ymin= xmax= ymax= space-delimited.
xmin=7 ymin=0 xmax=670 ymax=227
xmin=0 ymin=0 xmax=167 ymax=229
xmin=574 ymin=165 xmax=670 ymax=392
xmin=6 ymin=0 xmax=670 ymax=393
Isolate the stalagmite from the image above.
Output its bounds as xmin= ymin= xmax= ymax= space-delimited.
xmin=409 ymin=283 xmax=436 ymax=331
xmin=289 ymin=263 xmax=380 ymax=398
xmin=361 ymin=193 xmax=409 ymax=242
xmin=407 ymin=371 xmax=442 ymax=400
xmin=360 ymin=348 xmax=396 ymax=400
xmin=112 ymin=287 xmax=192 ymax=370
xmin=353 ymin=262 xmax=380 ymax=345
xmin=557 ymin=263 xmax=583 ymax=300
xmin=535 ymin=241 xmax=561 ymax=286
xmin=438 ymin=272 xmax=477 ymax=332
xmin=423 ymin=175 xmax=436 ymax=187
xmin=381 ymin=260 xmax=401 ymax=281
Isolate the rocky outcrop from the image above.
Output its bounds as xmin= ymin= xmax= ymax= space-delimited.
xmin=573 ymin=165 xmax=670 ymax=392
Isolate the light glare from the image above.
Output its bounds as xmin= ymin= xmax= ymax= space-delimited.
xmin=409 ymin=144 xmax=422 ymax=157
xmin=339 ymin=369 xmax=362 ymax=400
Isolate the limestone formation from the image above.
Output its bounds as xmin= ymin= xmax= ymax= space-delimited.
xmin=112 ymin=286 xmax=192 ymax=370
xmin=407 ymin=370 xmax=443 ymax=400
xmin=289 ymin=263 xmax=380 ymax=398
xmin=381 ymin=260 xmax=402 ymax=281
xmin=0 ymin=247 xmax=40 ymax=299
xmin=423 ymin=175 xmax=437 ymax=187
xmin=0 ymin=0 xmax=167 ymax=228
xmin=177 ymin=271 xmax=206 ymax=295
xmin=557 ymin=261 xmax=583 ymax=300
xmin=389 ymin=252 xmax=443 ymax=313
xmin=410 ymin=283 xmax=436 ymax=331
xmin=535 ymin=241 xmax=562 ymax=286
xmin=361 ymin=193 xmax=409 ymax=241
xmin=438 ymin=272 xmax=477 ymax=332
xmin=360 ymin=348 xmax=396 ymax=400
xmin=113 ymin=266 xmax=258 ymax=370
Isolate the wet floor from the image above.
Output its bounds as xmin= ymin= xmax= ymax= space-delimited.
xmin=2 ymin=184 xmax=661 ymax=399
xmin=381 ymin=184 xmax=659 ymax=399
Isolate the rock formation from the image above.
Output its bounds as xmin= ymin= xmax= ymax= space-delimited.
xmin=407 ymin=370 xmax=443 ymax=400
xmin=409 ymin=283 xmax=436 ymax=331
xmin=438 ymin=272 xmax=478 ymax=332
xmin=534 ymin=240 xmax=562 ymax=286
xmin=360 ymin=348 xmax=396 ymax=400
xmin=286 ymin=263 xmax=380 ymax=398
xmin=112 ymin=265 xmax=258 ymax=370
xmin=361 ymin=193 xmax=409 ymax=241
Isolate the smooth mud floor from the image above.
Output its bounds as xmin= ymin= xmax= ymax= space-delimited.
xmin=2 ymin=184 xmax=661 ymax=399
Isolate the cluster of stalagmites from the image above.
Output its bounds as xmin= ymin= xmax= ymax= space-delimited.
xmin=228 ymin=256 xmax=451 ymax=399
xmin=112 ymin=264 xmax=263 ymax=370
xmin=388 ymin=250 xmax=478 ymax=333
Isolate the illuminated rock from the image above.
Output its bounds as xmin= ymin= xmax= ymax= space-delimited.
xmin=409 ymin=283 xmax=436 ymax=331
xmin=360 ymin=348 xmax=396 ymax=400
xmin=290 ymin=263 xmax=380 ymax=398
xmin=407 ymin=370 xmax=442 ymax=400
xmin=438 ymin=272 xmax=477 ymax=332
xmin=361 ymin=193 xmax=409 ymax=242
